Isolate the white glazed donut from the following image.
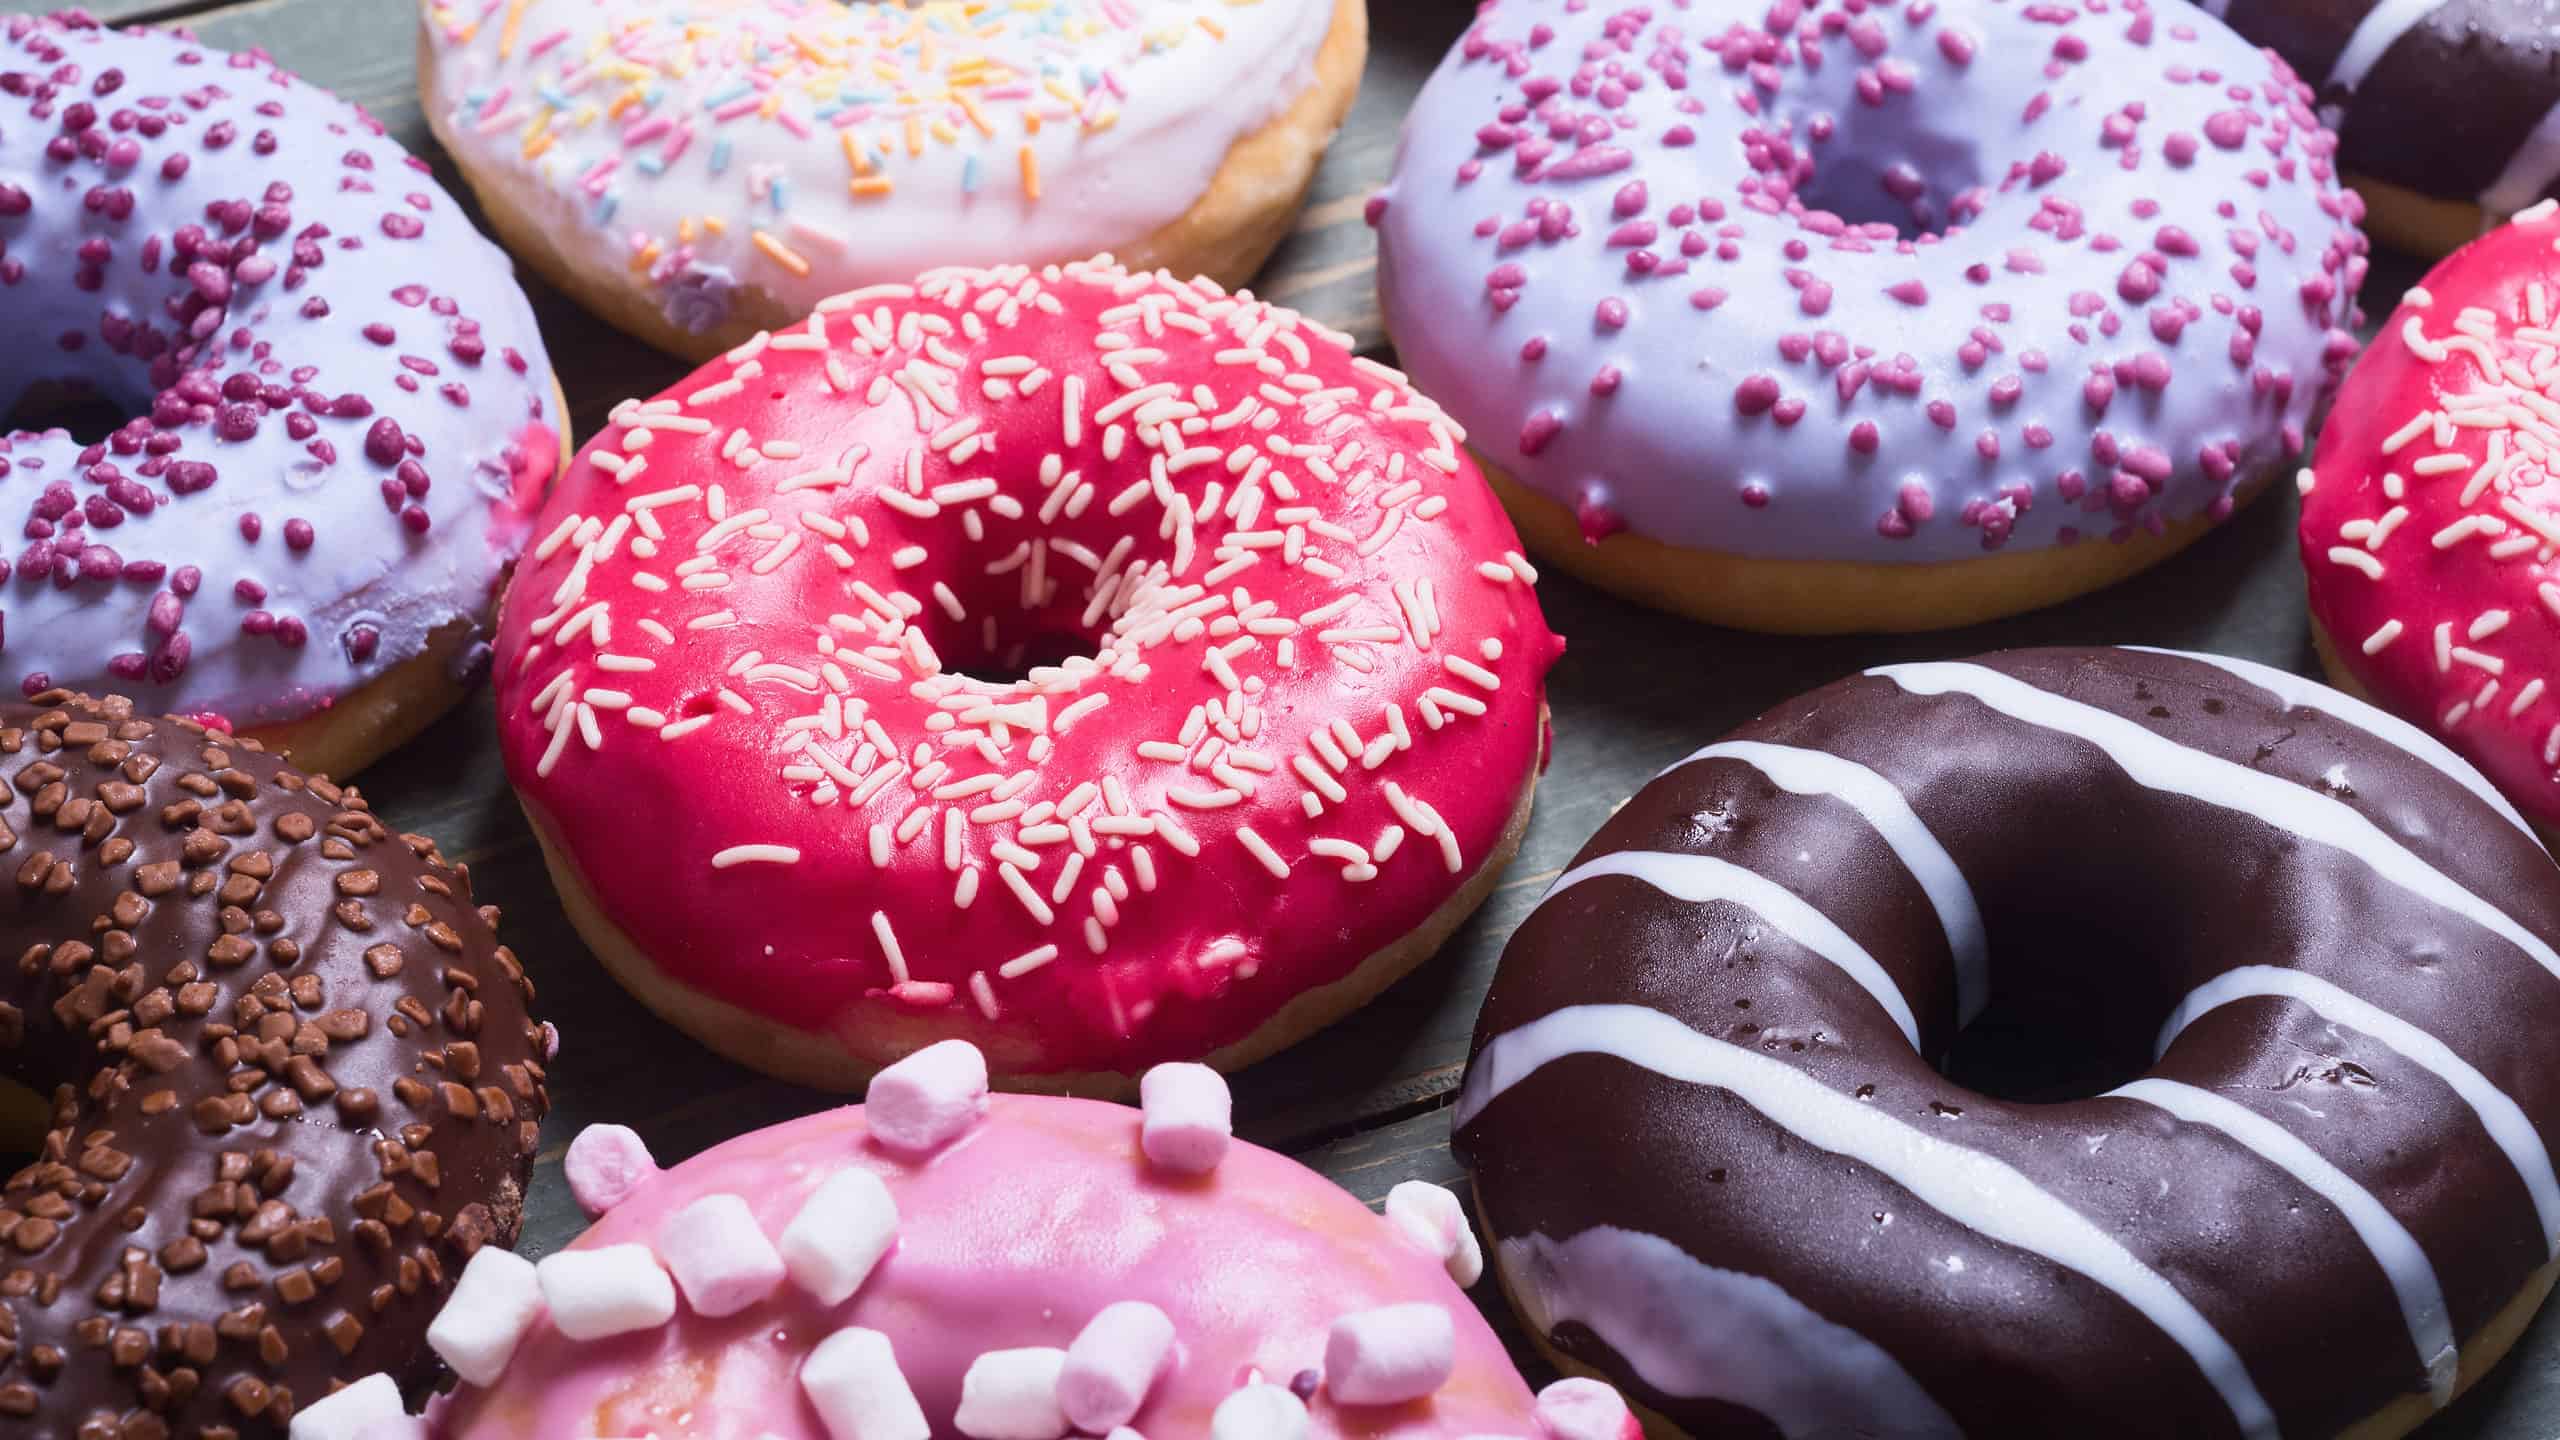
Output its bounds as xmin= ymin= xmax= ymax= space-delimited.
xmin=417 ymin=0 xmax=1368 ymax=359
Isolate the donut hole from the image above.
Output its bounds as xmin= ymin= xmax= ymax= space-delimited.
xmin=910 ymin=567 xmax=1113 ymax=691
xmin=1941 ymin=965 xmax=2165 ymax=1105
xmin=1788 ymin=135 xmax=1990 ymax=242
xmin=4 ymin=378 xmax=137 ymax=448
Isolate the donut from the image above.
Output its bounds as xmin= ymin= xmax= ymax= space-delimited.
xmin=1370 ymin=0 xmax=2369 ymax=634
xmin=313 ymin=1046 xmax=1633 ymax=1440
xmin=1455 ymin=645 xmax=2560 ymax=1439
xmin=2300 ymin=198 xmax=2560 ymax=834
xmin=0 ymin=690 xmax=553 ymax=1435
xmin=0 ymin=13 xmax=568 ymax=781
xmin=2202 ymin=0 xmax=2560 ymax=256
xmin=490 ymin=258 xmax=1559 ymax=1091
xmin=416 ymin=0 xmax=1368 ymax=362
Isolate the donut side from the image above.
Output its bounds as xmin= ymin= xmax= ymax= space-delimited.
xmin=1458 ymin=646 xmax=2560 ymax=1439
xmin=417 ymin=0 xmax=1365 ymax=362
xmin=515 ymin=709 xmax=1537 ymax=1095
xmin=0 ymin=692 xmax=552 ymax=1436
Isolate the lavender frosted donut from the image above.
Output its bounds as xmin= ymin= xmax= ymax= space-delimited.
xmin=0 ymin=12 xmax=564 ymax=776
xmin=1372 ymin=0 xmax=2371 ymax=633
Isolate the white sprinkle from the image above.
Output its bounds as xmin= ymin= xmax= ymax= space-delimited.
xmin=712 ymin=844 xmax=801 ymax=868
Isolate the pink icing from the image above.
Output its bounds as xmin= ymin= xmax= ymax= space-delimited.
xmin=432 ymin=1096 xmax=1538 ymax=1437
xmin=491 ymin=261 xmax=1562 ymax=1075
xmin=2301 ymin=201 xmax=2560 ymax=825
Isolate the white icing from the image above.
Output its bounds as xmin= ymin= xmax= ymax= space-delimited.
xmin=2481 ymin=101 xmax=2560 ymax=218
xmin=2123 ymin=647 xmax=2539 ymax=843
xmin=422 ymin=0 xmax=1337 ymax=328
xmin=1497 ymin=1226 xmax=1962 ymax=1440
xmin=1676 ymin=741 xmax=1988 ymax=1024
xmin=1543 ymin=852 xmax=1923 ymax=1050
xmin=2161 ymin=965 xmax=2560 ymax=1254
xmin=2325 ymin=0 xmax=2453 ymax=94
xmin=1869 ymin=663 xmax=2560 ymax=988
xmin=1456 ymin=1004 xmax=2278 ymax=1440
xmin=2110 ymin=1077 xmax=2458 ymax=1405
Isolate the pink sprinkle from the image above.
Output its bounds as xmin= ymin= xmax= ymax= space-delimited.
xmin=1734 ymin=375 xmax=1783 ymax=416
xmin=1520 ymin=411 xmax=1565 ymax=456
xmin=1886 ymin=279 xmax=1929 ymax=305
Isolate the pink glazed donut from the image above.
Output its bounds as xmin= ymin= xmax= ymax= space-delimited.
xmin=2301 ymin=198 xmax=2560 ymax=833
xmin=0 ymin=12 xmax=564 ymax=777
xmin=492 ymin=259 xmax=1560 ymax=1091
xmin=1371 ymin=0 xmax=2370 ymax=633
xmin=296 ymin=1047 xmax=1641 ymax=1440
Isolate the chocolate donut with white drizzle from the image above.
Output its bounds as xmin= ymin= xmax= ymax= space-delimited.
xmin=1457 ymin=645 xmax=2560 ymax=1439
xmin=2205 ymin=0 xmax=2560 ymax=254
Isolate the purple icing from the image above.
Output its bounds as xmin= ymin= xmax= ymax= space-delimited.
xmin=1374 ymin=0 xmax=2366 ymax=562
xmin=0 ymin=12 xmax=555 ymax=727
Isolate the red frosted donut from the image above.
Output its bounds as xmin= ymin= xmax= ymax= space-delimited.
xmin=492 ymin=259 xmax=1561 ymax=1089
xmin=2301 ymin=198 xmax=2560 ymax=830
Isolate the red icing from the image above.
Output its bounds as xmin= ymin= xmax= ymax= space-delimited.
xmin=493 ymin=262 xmax=1561 ymax=1075
xmin=2301 ymin=204 xmax=2560 ymax=825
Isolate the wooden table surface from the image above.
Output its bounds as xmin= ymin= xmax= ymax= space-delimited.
xmin=11 ymin=0 xmax=2560 ymax=1433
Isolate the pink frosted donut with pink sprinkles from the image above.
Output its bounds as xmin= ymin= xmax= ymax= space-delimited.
xmin=2302 ymin=197 xmax=2560 ymax=834
xmin=1372 ymin=0 xmax=2370 ymax=634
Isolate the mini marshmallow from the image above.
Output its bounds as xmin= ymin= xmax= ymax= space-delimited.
xmin=954 ymin=1346 xmax=1071 ymax=1439
xmin=802 ymin=1326 xmax=930 ymax=1440
xmin=1138 ymin=1062 xmax=1231 ymax=1174
xmin=427 ymin=1247 xmax=544 ymax=1386
xmin=866 ymin=1038 xmax=990 ymax=1153
xmin=1210 ymin=1383 xmax=1309 ymax=1440
xmin=536 ymin=1244 xmax=677 ymax=1341
xmin=779 ymin=1166 xmax=900 ymax=1305
xmin=1536 ymin=1377 xmax=1639 ymax=1440
xmin=1323 ymin=1302 xmax=1455 ymax=1406
xmin=565 ymin=1124 xmax=660 ymax=1217
xmin=287 ymin=1373 xmax=414 ymax=1440
xmin=1059 ymin=1300 xmax=1175 ymax=1432
xmin=1385 ymin=1180 xmax=1486 ymax=1287
xmin=659 ymin=1192 xmax=786 ymax=1318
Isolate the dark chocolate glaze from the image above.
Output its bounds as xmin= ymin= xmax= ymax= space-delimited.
xmin=1459 ymin=647 xmax=2560 ymax=1439
xmin=2216 ymin=0 xmax=2560 ymax=208
xmin=0 ymin=693 xmax=550 ymax=1438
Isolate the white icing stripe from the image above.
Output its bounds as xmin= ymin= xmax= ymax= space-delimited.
xmin=1456 ymin=1004 xmax=2277 ymax=1439
xmin=1545 ymin=852 xmax=1923 ymax=1049
xmin=2110 ymin=1077 xmax=2458 ymax=1406
xmin=1498 ymin=1227 xmax=1964 ymax=1439
xmin=1678 ymin=741 xmax=1989 ymax=1025
xmin=2124 ymin=647 xmax=2537 ymax=842
xmin=2162 ymin=965 xmax=2560 ymax=1254
xmin=2482 ymin=99 xmax=2560 ymax=217
xmin=1870 ymin=663 xmax=2560 ymax=988
xmin=2326 ymin=0 xmax=2452 ymax=94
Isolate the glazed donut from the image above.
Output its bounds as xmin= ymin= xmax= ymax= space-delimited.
xmin=2204 ymin=0 xmax=2560 ymax=256
xmin=0 ymin=13 xmax=567 ymax=781
xmin=491 ymin=258 xmax=1557 ymax=1091
xmin=1371 ymin=0 xmax=2368 ymax=634
xmin=1457 ymin=645 xmax=2560 ymax=1439
xmin=2301 ymin=198 xmax=2560 ymax=833
xmin=0 ymin=690 xmax=552 ymax=1436
xmin=416 ymin=0 xmax=1368 ymax=362
xmin=324 ymin=1046 xmax=1630 ymax=1440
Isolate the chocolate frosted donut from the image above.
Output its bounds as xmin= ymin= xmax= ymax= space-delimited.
xmin=0 ymin=692 xmax=550 ymax=1436
xmin=2205 ymin=0 xmax=2560 ymax=254
xmin=1457 ymin=646 xmax=2560 ymax=1439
